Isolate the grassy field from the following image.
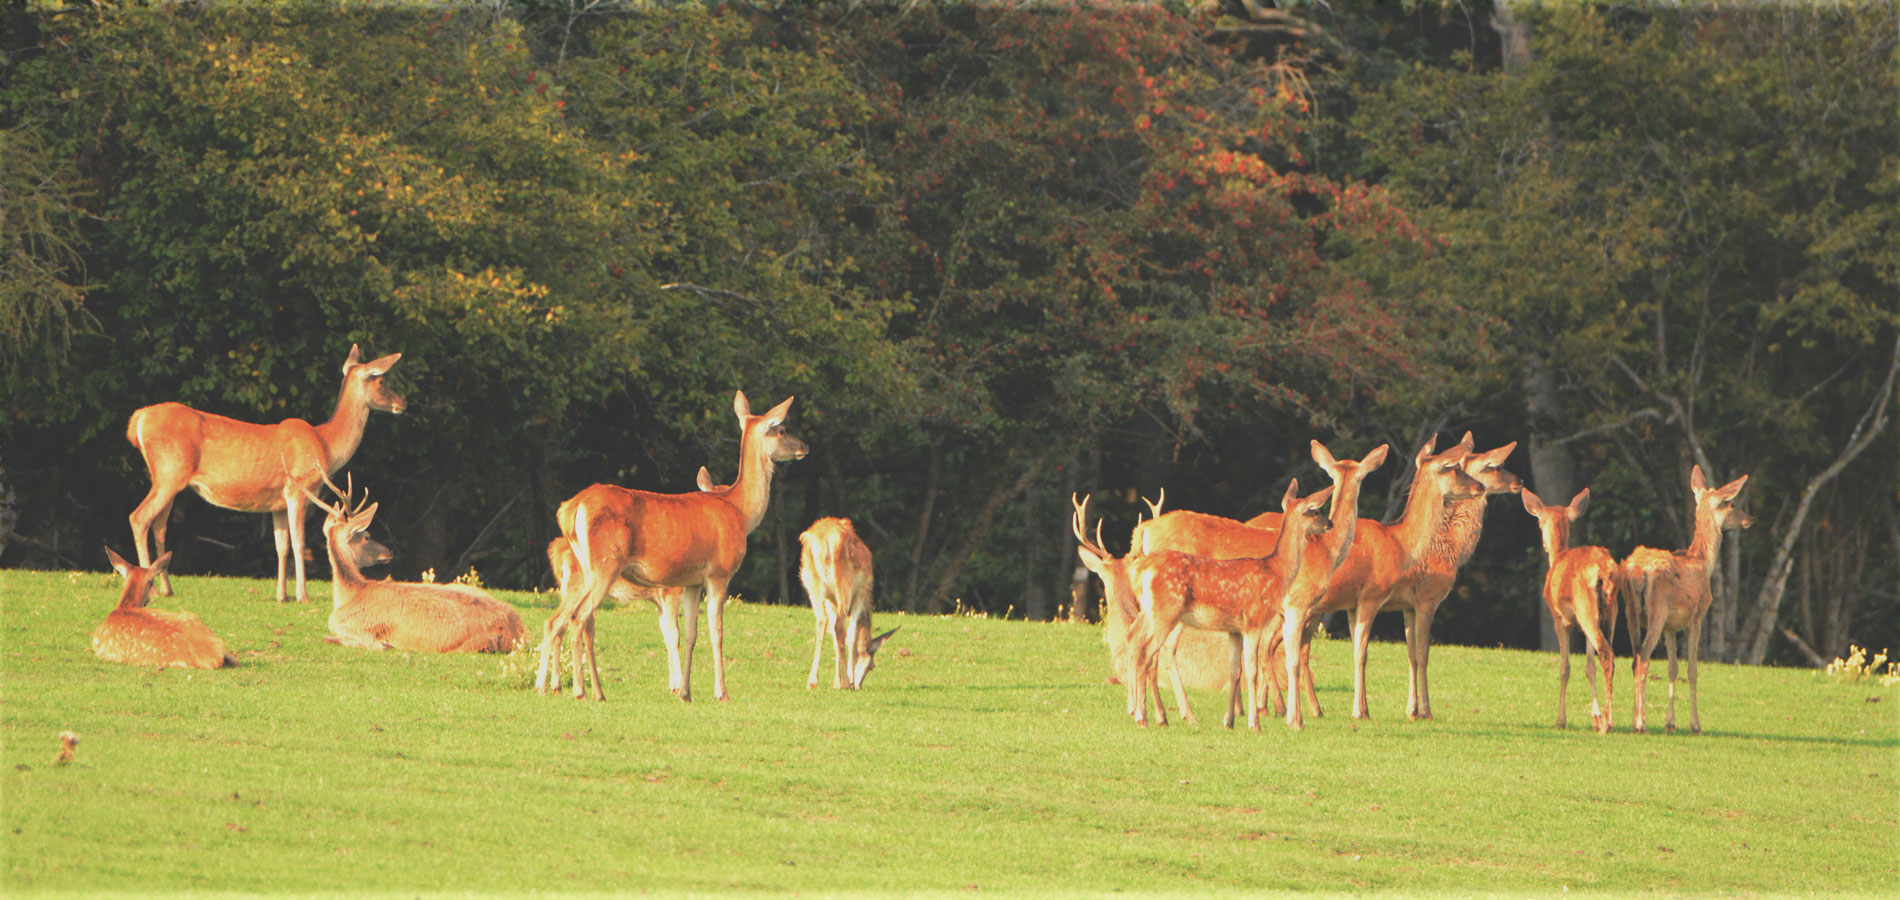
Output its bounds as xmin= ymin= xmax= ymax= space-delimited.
xmin=3 ymin=566 xmax=1895 ymax=898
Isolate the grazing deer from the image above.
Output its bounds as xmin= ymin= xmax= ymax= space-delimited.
xmin=1128 ymin=480 xmax=1334 ymax=731
xmin=93 ymin=547 xmax=237 ymax=669
xmin=1245 ymin=437 xmax=1483 ymax=721
xmin=1136 ymin=441 xmax=1388 ymax=729
xmin=1522 ymin=487 xmax=1618 ymax=733
xmin=126 ymin=344 xmax=406 ymax=603
xmin=537 ymin=391 xmax=808 ymax=702
xmin=799 ymin=517 xmax=897 ymax=689
xmin=1379 ymin=434 xmax=1521 ymax=721
xmin=540 ymin=467 xmax=726 ymax=699
xmin=305 ymin=475 xmax=524 ymax=654
xmin=1620 ymin=466 xmax=1752 ymax=734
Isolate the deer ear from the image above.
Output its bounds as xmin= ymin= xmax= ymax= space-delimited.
xmin=1309 ymin=440 xmax=1337 ymax=469
xmin=1690 ymin=465 xmax=1708 ymax=493
xmin=763 ymin=395 xmax=795 ymax=425
xmin=868 ymin=626 xmax=899 ymax=655
xmin=342 ymin=343 xmax=362 ymax=375
xmin=1415 ymin=435 xmax=1438 ymax=467
xmin=1716 ymin=474 xmax=1749 ymax=498
xmin=105 ymin=546 xmax=132 ymax=576
xmin=733 ymin=391 xmax=752 ymax=420
xmin=150 ymin=551 xmax=173 ymax=573
xmin=1458 ymin=431 xmax=1476 ymax=449
xmin=1281 ymin=477 xmax=1301 ymax=510
xmin=1307 ymin=485 xmax=1334 ymax=509
xmin=1362 ymin=443 xmax=1390 ymax=472
xmin=696 ymin=466 xmax=716 ymax=492
xmin=1519 ymin=488 xmax=1545 ymax=515
xmin=363 ymin=352 xmax=401 ymax=375
xmin=1568 ymin=487 xmax=1591 ymax=519
xmin=1490 ymin=440 xmax=1518 ymax=461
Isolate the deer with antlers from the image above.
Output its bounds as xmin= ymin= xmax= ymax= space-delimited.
xmin=1522 ymin=487 xmax=1618 ymax=733
xmin=536 ymin=392 xmax=807 ymax=703
xmin=799 ymin=517 xmax=898 ymax=690
xmin=1090 ymin=480 xmax=1334 ymax=731
xmin=1134 ymin=441 xmax=1389 ymax=729
xmin=93 ymin=547 xmax=238 ymax=669
xmin=1620 ymin=466 xmax=1752 ymax=734
xmin=126 ymin=345 xmax=406 ymax=603
xmin=540 ymin=467 xmax=726 ymax=699
xmin=1074 ymin=495 xmax=1196 ymax=722
xmin=305 ymin=474 xmax=524 ymax=653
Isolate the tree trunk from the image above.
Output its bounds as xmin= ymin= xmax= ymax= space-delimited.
xmin=1021 ymin=471 xmax=1048 ymax=621
xmin=1523 ymin=354 xmax=1571 ymax=651
xmin=904 ymin=442 xmax=942 ymax=613
xmin=925 ymin=450 xmax=1044 ymax=614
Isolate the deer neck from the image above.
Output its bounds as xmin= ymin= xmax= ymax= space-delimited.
xmin=1538 ymin=518 xmax=1571 ymax=567
xmin=1389 ymin=471 xmax=1457 ymax=569
xmin=1439 ymin=494 xmax=1491 ymax=570
xmin=1273 ymin=514 xmax=1309 ymax=586
xmin=1322 ymin=477 xmax=1366 ymax=568
xmin=725 ymin=432 xmax=778 ymax=535
xmin=322 ymin=525 xmax=367 ymax=608
xmin=1684 ymin=503 xmax=1724 ymax=569
xmin=314 ymin=384 xmax=371 ymax=475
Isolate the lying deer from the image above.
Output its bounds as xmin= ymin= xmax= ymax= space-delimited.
xmin=1124 ymin=480 xmax=1334 ymax=731
xmin=537 ymin=391 xmax=807 ymax=702
xmin=541 ymin=467 xmax=725 ymax=699
xmin=93 ymin=547 xmax=237 ymax=669
xmin=1521 ymin=487 xmax=1618 ymax=733
xmin=1620 ymin=465 xmax=1751 ymax=734
xmin=306 ymin=474 xmax=524 ymax=654
xmin=127 ymin=344 xmax=405 ymax=602
xmin=799 ymin=517 xmax=897 ymax=689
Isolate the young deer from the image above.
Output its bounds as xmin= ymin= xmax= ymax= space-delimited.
xmin=1136 ymin=441 xmax=1388 ymax=729
xmin=1620 ymin=466 xmax=1752 ymax=734
xmin=540 ymin=467 xmax=726 ymax=699
xmin=306 ymin=475 xmax=524 ymax=654
xmin=127 ymin=344 xmax=405 ymax=603
xmin=1073 ymin=495 xmax=1195 ymax=723
xmin=1522 ymin=487 xmax=1618 ymax=733
xmin=799 ymin=517 xmax=897 ymax=689
xmin=1131 ymin=480 xmax=1334 ymax=731
xmin=1380 ymin=434 xmax=1521 ymax=721
xmin=93 ymin=547 xmax=237 ymax=669
xmin=537 ymin=392 xmax=807 ymax=702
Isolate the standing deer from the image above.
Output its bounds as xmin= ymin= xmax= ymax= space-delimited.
xmin=536 ymin=391 xmax=807 ymax=702
xmin=1620 ymin=466 xmax=1752 ymax=734
xmin=541 ymin=467 xmax=726 ymax=699
xmin=1246 ymin=437 xmax=1484 ymax=721
xmin=1126 ymin=480 xmax=1334 ymax=731
xmin=126 ymin=344 xmax=406 ymax=603
xmin=1522 ymin=487 xmax=1618 ymax=733
xmin=1135 ymin=441 xmax=1388 ymax=729
xmin=305 ymin=474 xmax=524 ymax=654
xmin=1073 ymin=495 xmax=1186 ymax=723
xmin=799 ymin=517 xmax=897 ymax=689
xmin=1378 ymin=434 xmax=1521 ymax=721
xmin=93 ymin=547 xmax=237 ymax=669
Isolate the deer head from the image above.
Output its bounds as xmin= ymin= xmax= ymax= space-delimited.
xmin=105 ymin=546 xmax=172 ymax=610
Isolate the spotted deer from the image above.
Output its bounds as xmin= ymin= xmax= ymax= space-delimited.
xmin=93 ymin=547 xmax=237 ymax=669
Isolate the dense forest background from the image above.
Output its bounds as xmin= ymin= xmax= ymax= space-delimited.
xmin=2 ymin=0 xmax=1894 ymax=666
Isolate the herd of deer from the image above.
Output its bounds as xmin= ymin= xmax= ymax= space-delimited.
xmin=1073 ymin=434 xmax=1751 ymax=736
xmin=88 ymin=344 xmax=1750 ymax=734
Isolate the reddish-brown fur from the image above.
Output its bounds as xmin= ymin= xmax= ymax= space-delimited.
xmin=1522 ymin=487 xmax=1618 ymax=733
xmin=1129 ymin=481 xmax=1334 ymax=731
xmin=537 ymin=392 xmax=807 ymax=702
xmin=1073 ymin=496 xmax=1181 ymax=722
xmin=1377 ymin=435 xmax=1521 ymax=720
xmin=799 ymin=517 xmax=895 ymax=689
xmin=308 ymin=477 xmax=524 ymax=654
xmin=93 ymin=548 xmax=236 ymax=669
xmin=1620 ymin=466 xmax=1752 ymax=734
xmin=126 ymin=345 xmax=405 ymax=602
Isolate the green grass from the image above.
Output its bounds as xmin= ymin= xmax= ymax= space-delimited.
xmin=4 ymin=567 xmax=1895 ymax=898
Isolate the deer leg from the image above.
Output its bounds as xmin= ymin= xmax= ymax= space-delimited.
xmin=581 ymin=613 xmax=604 ymax=701
xmin=1350 ymin=608 xmax=1375 ymax=720
xmin=1400 ymin=608 xmax=1420 ymax=719
xmin=1162 ymin=623 xmax=1196 ymax=726
xmin=705 ymin=576 xmax=731 ymax=702
xmin=1282 ymin=609 xmax=1306 ymax=730
xmin=1556 ymin=622 xmax=1571 ymax=730
xmin=1663 ymin=628 xmax=1679 ymax=732
xmin=1259 ymin=620 xmax=1286 ymax=719
xmin=1411 ymin=602 xmax=1440 ymax=720
xmin=284 ymin=491 xmax=310 ymax=603
xmin=1581 ymin=617 xmax=1611 ymax=734
xmin=1300 ymin=618 xmax=1322 ymax=718
xmin=1222 ymin=633 xmax=1243 ymax=730
xmin=807 ymin=609 xmax=827 ymax=689
xmin=270 ymin=508 xmax=292 ymax=603
xmin=1686 ymin=618 xmax=1703 ymax=735
xmin=833 ymin=614 xmax=851 ymax=690
xmin=129 ymin=476 xmax=184 ymax=597
xmin=662 ymin=590 xmax=690 ymax=700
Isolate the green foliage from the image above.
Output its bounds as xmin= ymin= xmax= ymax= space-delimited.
xmin=4 ymin=568 xmax=1896 ymax=895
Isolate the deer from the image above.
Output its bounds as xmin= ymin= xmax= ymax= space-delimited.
xmin=1620 ymin=465 xmax=1752 ymax=734
xmin=126 ymin=344 xmax=406 ymax=603
xmin=1521 ymin=487 xmax=1619 ymax=733
xmin=93 ymin=547 xmax=237 ymax=669
xmin=535 ymin=391 xmax=808 ymax=703
xmin=304 ymin=473 xmax=524 ymax=653
xmin=1073 ymin=495 xmax=1194 ymax=724
xmin=540 ymin=467 xmax=726 ymax=699
xmin=1118 ymin=480 xmax=1334 ymax=731
xmin=1374 ymin=434 xmax=1521 ymax=721
xmin=1134 ymin=441 xmax=1389 ymax=729
xmin=799 ymin=517 xmax=898 ymax=689
xmin=1240 ymin=436 xmax=1484 ymax=722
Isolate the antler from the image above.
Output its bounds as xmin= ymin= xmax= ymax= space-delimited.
xmin=1070 ymin=493 xmax=1113 ymax=559
xmin=1141 ymin=487 xmax=1166 ymax=522
xmin=299 ymin=469 xmax=367 ymax=520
